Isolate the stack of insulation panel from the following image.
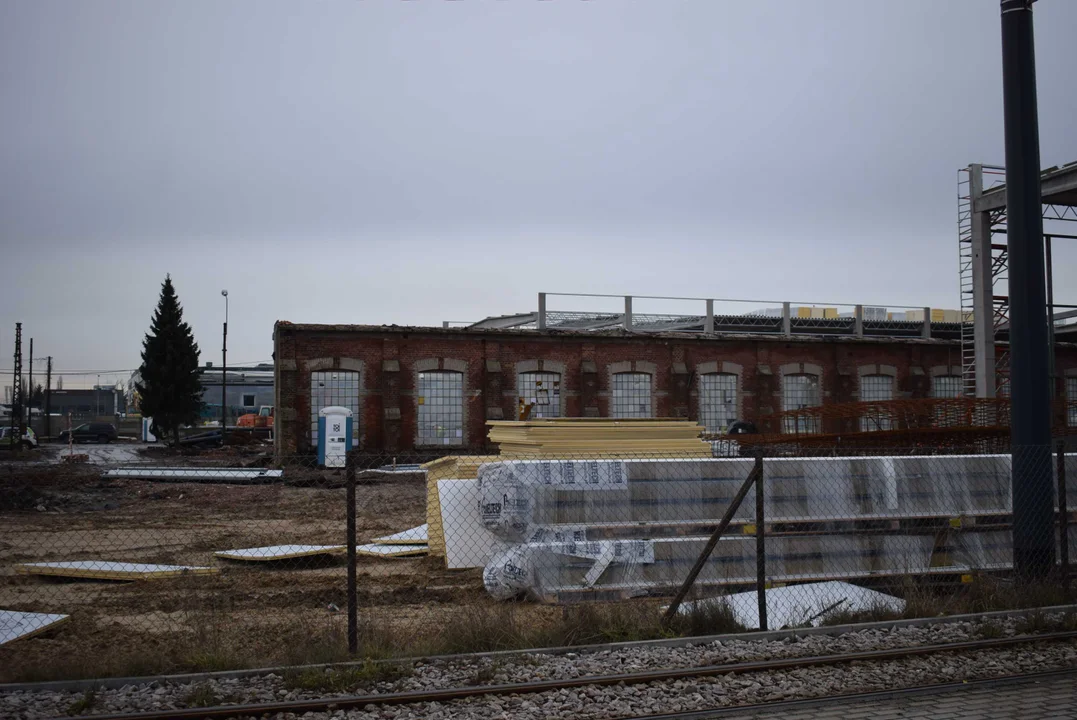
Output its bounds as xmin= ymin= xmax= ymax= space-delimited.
xmin=455 ymin=455 xmax=1076 ymax=602
xmin=488 ymin=419 xmax=711 ymax=458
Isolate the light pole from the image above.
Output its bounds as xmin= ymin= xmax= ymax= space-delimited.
xmin=221 ymin=290 xmax=228 ymax=442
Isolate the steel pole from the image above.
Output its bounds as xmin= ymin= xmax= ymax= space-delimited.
xmin=346 ymin=451 xmax=358 ymax=654
xmin=1046 ymin=235 xmax=1056 ymax=397
xmin=221 ymin=292 xmax=228 ymax=443
xmin=1001 ymin=0 xmax=1054 ymax=578
xmin=44 ymin=357 xmax=51 ymax=440
xmin=27 ymin=338 xmax=32 ymax=426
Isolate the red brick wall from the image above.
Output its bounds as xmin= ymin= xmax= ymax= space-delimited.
xmin=273 ymin=323 xmax=1077 ymax=455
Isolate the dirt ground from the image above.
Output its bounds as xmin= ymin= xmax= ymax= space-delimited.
xmin=0 ymin=465 xmax=508 ymax=682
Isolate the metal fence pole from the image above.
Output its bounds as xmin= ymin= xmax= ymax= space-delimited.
xmin=1059 ymin=441 xmax=1070 ymax=598
xmin=754 ymin=454 xmax=767 ymax=631
xmin=664 ymin=461 xmax=762 ymax=623
xmin=346 ymin=451 xmax=358 ymax=654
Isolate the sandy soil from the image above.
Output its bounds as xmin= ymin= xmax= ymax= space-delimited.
xmin=0 ymin=466 xmax=496 ymax=682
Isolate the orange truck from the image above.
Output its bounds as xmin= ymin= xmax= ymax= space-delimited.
xmin=236 ymin=405 xmax=274 ymax=429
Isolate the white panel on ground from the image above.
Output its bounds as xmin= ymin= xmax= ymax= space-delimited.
xmin=439 ymin=479 xmax=509 ymax=569
xmin=373 ymin=524 xmax=429 ymax=545
xmin=0 ymin=610 xmax=71 ymax=645
xmin=16 ymin=561 xmax=218 ymax=580
xmin=103 ymin=468 xmax=284 ymax=482
xmin=673 ymin=581 xmax=905 ymax=630
xmin=214 ymin=545 xmax=346 ymax=561
xmin=354 ymin=544 xmax=428 ymax=558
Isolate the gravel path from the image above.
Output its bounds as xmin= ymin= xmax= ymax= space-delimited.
xmin=4 ymin=615 xmax=1075 ymax=719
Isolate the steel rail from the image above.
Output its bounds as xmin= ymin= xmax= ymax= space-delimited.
xmin=62 ymin=630 xmax=1077 ymax=720
xmin=617 ymin=666 xmax=1077 ymax=720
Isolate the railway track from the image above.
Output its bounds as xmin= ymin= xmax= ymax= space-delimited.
xmin=55 ymin=630 xmax=1077 ymax=720
xmin=617 ymin=667 xmax=1077 ymax=719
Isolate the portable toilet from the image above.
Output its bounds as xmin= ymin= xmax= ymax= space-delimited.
xmin=317 ymin=406 xmax=353 ymax=468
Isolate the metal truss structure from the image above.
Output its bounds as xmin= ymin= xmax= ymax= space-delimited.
xmin=467 ymin=295 xmax=961 ymax=341
xmin=959 ymin=161 xmax=1077 ymax=398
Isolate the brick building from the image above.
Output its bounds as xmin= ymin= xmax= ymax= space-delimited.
xmin=273 ymin=321 xmax=1077 ymax=457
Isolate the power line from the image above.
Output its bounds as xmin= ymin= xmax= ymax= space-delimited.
xmin=0 ymin=361 xmax=272 ymax=376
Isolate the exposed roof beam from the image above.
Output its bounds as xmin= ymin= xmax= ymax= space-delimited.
xmin=974 ymin=162 xmax=1077 ymax=212
xmin=467 ymin=313 xmax=537 ymax=330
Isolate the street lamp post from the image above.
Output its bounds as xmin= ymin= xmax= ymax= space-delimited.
xmin=221 ymin=290 xmax=228 ymax=443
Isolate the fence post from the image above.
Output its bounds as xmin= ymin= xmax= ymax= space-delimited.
xmin=346 ymin=451 xmax=358 ymax=655
xmin=1059 ymin=442 xmax=1070 ymax=598
xmin=754 ymin=454 xmax=767 ymax=631
xmin=664 ymin=460 xmax=762 ymax=623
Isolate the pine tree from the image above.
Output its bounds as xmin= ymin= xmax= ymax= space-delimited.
xmin=136 ymin=275 xmax=203 ymax=445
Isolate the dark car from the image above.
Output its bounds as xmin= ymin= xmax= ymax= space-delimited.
xmin=58 ymin=422 xmax=118 ymax=444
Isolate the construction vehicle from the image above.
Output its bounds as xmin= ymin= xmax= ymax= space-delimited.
xmin=237 ymin=405 xmax=274 ymax=429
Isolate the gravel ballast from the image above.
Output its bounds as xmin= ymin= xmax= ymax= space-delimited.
xmin=4 ymin=614 xmax=1076 ymax=719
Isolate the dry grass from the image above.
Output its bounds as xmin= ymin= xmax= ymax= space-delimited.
xmin=283 ymin=659 xmax=412 ymax=693
xmin=65 ymin=689 xmax=96 ymax=716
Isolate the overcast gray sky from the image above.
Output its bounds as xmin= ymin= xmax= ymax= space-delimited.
xmin=2 ymin=0 xmax=1077 ymax=387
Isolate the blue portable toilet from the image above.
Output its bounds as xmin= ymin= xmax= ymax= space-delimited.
xmin=317 ymin=405 xmax=353 ymax=468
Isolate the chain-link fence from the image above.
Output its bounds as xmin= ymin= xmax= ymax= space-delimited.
xmin=1 ymin=443 xmax=1074 ymax=683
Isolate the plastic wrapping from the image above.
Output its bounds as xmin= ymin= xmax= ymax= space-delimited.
xmin=482 ymin=546 xmax=535 ymax=600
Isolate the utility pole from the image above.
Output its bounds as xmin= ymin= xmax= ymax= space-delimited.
xmin=27 ymin=338 xmax=32 ymax=427
xmin=221 ymin=290 xmax=229 ymax=443
xmin=1000 ymin=0 xmax=1054 ymax=578
xmin=10 ymin=323 xmax=23 ymax=448
xmin=44 ymin=357 xmax=52 ymax=440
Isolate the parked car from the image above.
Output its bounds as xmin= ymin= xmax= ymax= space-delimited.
xmin=0 ymin=426 xmax=38 ymax=450
xmin=58 ymin=422 xmax=118 ymax=444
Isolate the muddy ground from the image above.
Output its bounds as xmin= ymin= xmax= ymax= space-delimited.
xmin=0 ymin=465 xmax=523 ymax=682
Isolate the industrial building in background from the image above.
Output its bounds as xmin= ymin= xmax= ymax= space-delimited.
xmin=273 ymin=292 xmax=1077 ymax=458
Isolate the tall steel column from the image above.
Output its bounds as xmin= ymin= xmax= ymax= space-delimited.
xmin=1000 ymin=0 xmax=1054 ymax=578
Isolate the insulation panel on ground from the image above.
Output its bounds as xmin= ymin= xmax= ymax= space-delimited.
xmin=0 ymin=610 xmax=71 ymax=645
xmin=373 ymin=524 xmax=429 ymax=545
xmin=15 ymin=561 xmax=219 ymax=581
xmin=671 ymin=581 xmax=905 ymax=630
xmin=354 ymin=544 xmax=428 ymax=558
xmin=214 ymin=545 xmax=346 ymax=561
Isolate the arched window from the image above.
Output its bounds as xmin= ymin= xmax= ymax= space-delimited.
xmin=417 ymin=371 xmax=464 ymax=446
xmin=859 ymin=374 xmax=894 ymax=431
xmin=611 ymin=372 xmax=652 ymax=418
xmin=518 ymin=371 xmax=561 ymax=418
xmin=699 ymin=373 xmax=737 ymax=433
xmin=310 ymin=370 xmax=360 ymax=445
xmin=782 ymin=373 xmax=820 ymax=433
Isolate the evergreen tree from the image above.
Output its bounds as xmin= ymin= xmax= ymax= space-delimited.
xmin=136 ymin=276 xmax=202 ymax=445
xmin=29 ymin=384 xmax=43 ymax=408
